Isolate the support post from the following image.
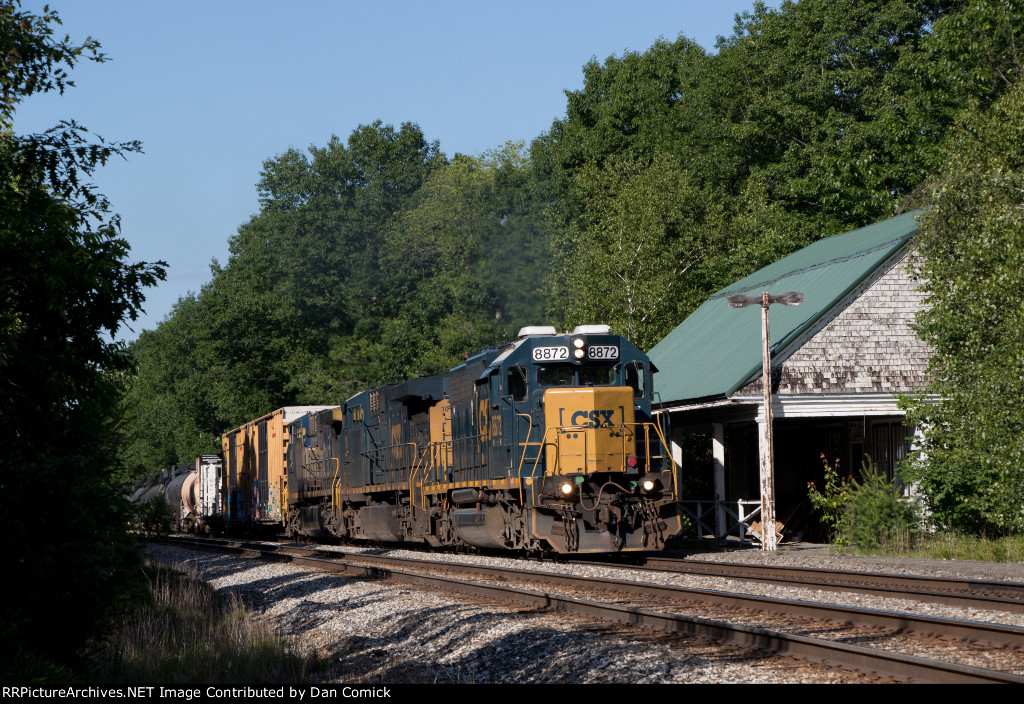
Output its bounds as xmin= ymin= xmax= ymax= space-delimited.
xmin=712 ymin=423 xmax=726 ymax=540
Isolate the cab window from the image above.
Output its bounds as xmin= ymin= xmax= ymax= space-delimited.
xmin=537 ymin=365 xmax=573 ymax=387
xmin=507 ymin=364 xmax=529 ymax=402
xmin=579 ymin=364 xmax=615 ymax=386
xmin=624 ymin=361 xmax=647 ymax=399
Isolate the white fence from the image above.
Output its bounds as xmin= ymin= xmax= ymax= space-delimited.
xmin=678 ymin=500 xmax=766 ymax=544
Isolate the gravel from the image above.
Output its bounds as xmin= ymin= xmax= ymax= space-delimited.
xmin=144 ymin=542 xmax=1022 ymax=684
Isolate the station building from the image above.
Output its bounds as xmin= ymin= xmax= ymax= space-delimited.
xmin=649 ymin=211 xmax=931 ymax=543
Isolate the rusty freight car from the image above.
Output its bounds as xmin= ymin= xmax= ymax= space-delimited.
xmin=220 ymin=406 xmax=336 ymax=528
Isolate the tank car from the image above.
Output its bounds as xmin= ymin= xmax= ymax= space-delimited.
xmin=130 ymin=455 xmax=224 ymax=533
xmin=284 ymin=326 xmax=684 ymax=553
xmin=167 ymin=455 xmax=224 ymax=533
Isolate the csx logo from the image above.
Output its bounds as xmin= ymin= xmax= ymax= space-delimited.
xmin=569 ymin=409 xmax=617 ymax=428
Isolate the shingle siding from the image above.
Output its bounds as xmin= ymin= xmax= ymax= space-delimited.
xmin=740 ymin=253 xmax=931 ymax=396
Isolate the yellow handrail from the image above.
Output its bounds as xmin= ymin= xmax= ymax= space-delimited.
xmin=521 ymin=421 xmax=676 ymax=475
xmin=403 ymin=420 xmax=679 ymax=513
xmin=409 ymin=440 xmax=453 ymax=511
xmin=331 ymin=457 xmax=341 ymax=513
xmin=514 ymin=413 xmax=536 ymax=476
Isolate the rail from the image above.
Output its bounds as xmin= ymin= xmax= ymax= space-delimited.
xmin=160 ymin=535 xmax=1024 ymax=684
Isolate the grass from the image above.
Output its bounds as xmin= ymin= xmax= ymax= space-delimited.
xmin=83 ymin=557 xmax=473 ymax=685
xmin=835 ymin=531 xmax=1024 ymax=562
xmin=87 ymin=559 xmax=323 ymax=684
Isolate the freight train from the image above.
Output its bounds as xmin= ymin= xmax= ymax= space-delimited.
xmin=143 ymin=326 xmax=685 ymax=554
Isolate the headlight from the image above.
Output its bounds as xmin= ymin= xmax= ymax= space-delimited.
xmin=640 ymin=476 xmax=662 ymax=493
xmin=560 ymin=482 xmax=574 ymax=496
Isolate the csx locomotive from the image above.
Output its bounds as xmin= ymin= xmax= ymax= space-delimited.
xmin=160 ymin=326 xmax=685 ymax=553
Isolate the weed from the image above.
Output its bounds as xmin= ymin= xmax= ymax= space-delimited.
xmin=87 ymin=560 xmax=320 ymax=683
xmin=806 ymin=453 xmax=850 ymax=544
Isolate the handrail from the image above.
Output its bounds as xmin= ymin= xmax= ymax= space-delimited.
xmin=330 ymin=457 xmax=341 ymax=513
xmin=514 ymin=413 xmax=535 ymax=476
xmin=409 ymin=439 xmax=454 ymax=511
xmin=645 ymin=416 xmax=679 ymax=496
xmin=521 ymin=420 xmax=676 ymax=476
xmin=360 ymin=441 xmax=420 ymax=483
xmin=407 ymin=419 xmax=678 ymax=512
xmin=647 ymin=420 xmax=676 ymax=466
xmin=409 ymin=449 xmax=425 ymax=511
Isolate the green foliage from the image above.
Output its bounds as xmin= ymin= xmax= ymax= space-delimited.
xmin=837 ymin=460 xmax=921 ymax=552
xmin=1 ymin=1 xmax=165 ymax=678
xmin=121 ymin=128 xmax=552 ymax=467
xmin=903 ymin=76 xmax=1024 ymax=534
xmin=806 ymin=453 xmax=851 ymax=544
xmin=536 ymin=0 xmax=968 ymax=349
xmin=903 ymin=534 xmax=1024 ymax=562
xmin=132 ymin=497 xmax=173 ymax=538
xmin=551 ymin=154 xmax=723 ymax=349
xmin=829 ymin=530 xmax=1023 ymax=561
xmin=379 ymin=147 xmax=544 ymax=377
xmin=809 ymin=455 xmax=922 ymax=550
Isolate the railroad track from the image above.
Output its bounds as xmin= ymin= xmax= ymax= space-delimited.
xmin=156 ymin=536 xmax=1024 ymax=684
xmin=570 ymin=555 xmax=1024 ymax=614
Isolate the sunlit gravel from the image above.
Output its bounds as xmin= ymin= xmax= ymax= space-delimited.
xmin=146 ymin=542 xmax=1021 ymax=683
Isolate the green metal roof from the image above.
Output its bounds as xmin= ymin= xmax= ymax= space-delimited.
xmin=649 ymin=211 xmax=923 ymax=405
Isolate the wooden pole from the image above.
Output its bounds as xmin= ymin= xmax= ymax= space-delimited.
xmin=760 ymin=292 xmax=777 ymax=551
xmin=727 ymin=289 xmax=801 ymax=551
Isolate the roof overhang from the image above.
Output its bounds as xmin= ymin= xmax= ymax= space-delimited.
xmin=658 ymin=393 xmax=941 ymax=422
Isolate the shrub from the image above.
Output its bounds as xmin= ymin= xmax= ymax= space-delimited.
xmin=90 ymin=559 xmax=314 ymax=683
xmin=838 ymin=459 xmax=921 ymax=552
xmin=133 ymin=497 xmax=173 ymax=538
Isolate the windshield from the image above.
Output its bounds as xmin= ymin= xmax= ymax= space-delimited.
xmin=579 ymin=364 xmax=616 ymax=386
xmin=537 ymin=365 xmax=574 ymax=387
xmin=536 ymin=364 xmax=618 ymax=387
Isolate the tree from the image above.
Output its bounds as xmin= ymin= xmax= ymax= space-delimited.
xmin=903 ymin=78 xmax=1024 ymax=535
xmin=1 ymin=2 xmax=165 ymax=676
xmin=536 ymin=0 xmax=967 ymax=348
xmin=377 ymin=145 xmax=550 ymax=378
xmin=120 ymin=122 xmax=452 ymax=468
xmin=552 ymin=155 xmax=722 ymax=349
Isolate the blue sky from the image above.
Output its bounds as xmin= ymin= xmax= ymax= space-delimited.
xmin=17 ymin=1 xmax=776 ymax=341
